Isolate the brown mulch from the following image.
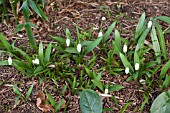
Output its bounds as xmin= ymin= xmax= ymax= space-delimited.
xmin=0 ymin=0 xmax=170 ymax=113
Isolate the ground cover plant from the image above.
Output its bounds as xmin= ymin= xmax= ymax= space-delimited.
xmin=0 ymin=1 xmax=170 ymax=113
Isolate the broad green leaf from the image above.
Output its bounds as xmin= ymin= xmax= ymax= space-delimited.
xmin=84 ymin=36 xmax=102 ymax=54
xmin=120 ymin=102 xmax=132 ymax=113
xmin=54 ymin=99 xmax=65 ymax=112
xmin=134 ymin=52 xmax=139 ymax=65
xmin=155 ymin=16 xmax=170 ymax=24
xmin=21 ymin=1 xmax=30 ymax=22
xmin=151 ymin=25 xmax=161 ymax=64
xmin=108 ymin=84 xmax=124 ymax=92
xmin=38 ymin=42 xmax=44 ymax=65
xmin=115 ymin=30 xmax=122 ymax=52
xmin=25 ymin=24 xmax=36 ymax=48
xmin=44 ymin=43 xmax=52 ymax=64
xmin=35 ymin=2 xmax=48 ymax=20
xmin=155 ymin=20 xmax=167 ymax=60
xmin=28 ymin=0 xmax=41 ymax=17
xmin=150 ymin=90 xmax=170 ymax=113
xmin=0 ymin=60 xmax=8 ymax=66
xmin=102 ymin=22 xmax=116 ymax=44
xmin=50 ymin=35 xmax=65 ymax=46
xmin=120 ymin=53 xmax=134 ymax=72
xmin=14 ymin=46 xmax=32 ymax=66
xmin=26 ymin=22 xmax=38 ymax=28
xmin=65 ymin=48 xmax=78 ymax=54
xmin=80 ymin=89 xmax=102 ymax=113
xmin=26 ymin=85 xmax=33 ymax=101
xmin=135 ymin=12 xmax=146 ymax=40
xmin=159 ymin=60 xmax=170 ymax=81
xmin=13 ymin=84 xmax=22 ymax=96
xmin=14 ymin=24 xmax=25 ymax=34
xmin=46 ymin=93 xmax=57 ymax=109
xmin=91 ymin=79 xmax=104 ymax=91
xmin=0 ymin=33 xmax=12 ymax=52
xmin=135 ymin=28 xmax=150 ymax=52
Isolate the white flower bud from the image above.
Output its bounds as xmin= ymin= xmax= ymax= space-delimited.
xmin=98 ymin=31 xmax=103 ymax=37
xmin=135 ymin=63 xmax=140 ymax=70
xmin=77 ymin=44 xmax=82 ymax=53
xmin=8 ymin=57 xmax=12 ymax=65
xmin=66 ymin=39 xmax=70 ymax=47
xmin=125 ymin=67 xmax=129 ymax=74
xmin=139 ymin=79 xmax=146 ymax=85
xmin=101 ymin=16 xmax=106 ymax=21
xmin=123 ymin=44 xmax=128 ymax=53
xmin=147 ymin=21 xmax=152 ymax=28
xmin=32 ymin=58 xmax=39 ymax=65
xmin=104 ymin=89 xmax=109 ymax=94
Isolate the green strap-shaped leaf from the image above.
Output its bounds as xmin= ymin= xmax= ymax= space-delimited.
xmin=135 ymin=12 xmax=146 ymax=40
xmin=154 ymin=20 xmax=167 ymax=60
xmin=84 ymin=36 xmax=102 ymax=54
xmin=134 ymin=51 xmax=140 ymax=65
xmin=26 ymin=85 xmax=33 ymax=101
xmin=80 ymin=89 xmax=102 ymax=113
xmin=151 ymin=25 xmax=161 ymax=64
xmin=0 ymin=33 xmax=12 ymax=52
xmin=102 ymin=22 xmax=116 ymax=44
xmin=28 ymin=0 xmax=41 ymax=17
xmin=108 ymin=84 xmax=124 ymax=92
xmin=0 ymin=60 xmax=8 ymax=66
xmin=21 ymin=1 xmax=30 ymax=22
xmin=115 ymin=30 xmax=122 ymax=52
xmin=159 ymin=60 xmax=170 ymax=82
xmin=44 ymin=43 xmax=52 ymax=64
xmin=50 ymin=35 xmax=65 ymax=46
xmin=120 ymin=53 xmax=134 ymax=72
xmin=135 ymin=28 xmax=150 ymax=52
xmin=14 ymin=24 xmax=25 ymax=34
xmin=25 ymin=24 xmax=37 ymax=48
xmin=91 ymin=79 xmax=104 ymax=92
xmin=38 ymin=42 xmax=44 ymax=65
xmin=155 ymin=16 xmax=170 ymax=24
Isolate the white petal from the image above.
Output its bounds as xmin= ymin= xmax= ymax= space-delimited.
xmin=125 ymin=67 xmax=129 ymax=74
xmin=147 ymin=21 xmax=152 ymax=28
xmin=139 ymin=79 xmax=146 ymax=85
xmin=35 ymin=58 xmax=39 ymax=64
xmin=98 ymin=32 xmax=103 ymax=37
xmin=77 ymin=44 xmax=82 ymax=52
xmin=66 ymin=39 xmax=70 ymax=47
xmin=135 ymin=63 xmax=140 ymax=70
xmin=123 ymin=44 xmax=128 ymax=53
xmin=101 ymin=17 xmax=106 ymax=21
xmin=8 ymin=57 xmax=12 ymax=65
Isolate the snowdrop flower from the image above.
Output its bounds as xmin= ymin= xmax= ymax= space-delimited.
xmin=123 ymin=44 xmax=128 ymax=53
xmin=101 ymin=16 xmax=106 ymax=21
xmin=66 ymin=39 xmax=70 ymax=47
xmin=104 ymin=88 xmax=109 ymax=94
xmin=125 ymin=67 xmax=129 ymax=74
xmin=77 ymin=43 xmax=82 ymax=53
xmin=135 ymin=63 xmax=140 ymax=70
xmin=98 ymin=31 xmax=103 ymax=37
xmin=32 ymin=58 xmax=39 ymax=65
xmin=147 ymin=21 xmax=152 ymax=28
xmin=8 ymin=57 xmax=12 ymax=65
xmin=139 ymin=79 xmax=146 ymax=85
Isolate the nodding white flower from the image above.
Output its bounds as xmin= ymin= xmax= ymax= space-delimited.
xmin=77 ymin=44 xmax=82 ymax=53
xmin=125 ymin=67 xmax=129 ymax=74
xmin=8 ymin=57 xmax=12 ymax=65
xmin=147 ymin=21 xmax=152 ymax=28
xmin=32 ymin=58 xmax=39 ymax=65
xmin=98 ymin=31 xmax=103 ymax=37
xmin=123 ymin=44 xmax=128 ymax=53
xmin=101 ymin=16 xmax=106 ymax=21
xmin=139 ymin=79 xmax=146 ymax=85
xmin=66 ymin=39 xmax=70 ymax=47
xmin=135 ymin=63 xmax=140 ymax=70
xmin=104 ymin=89 xmax=109 ymax=94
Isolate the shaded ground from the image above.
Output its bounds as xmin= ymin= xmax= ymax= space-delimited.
xmin=0 ymin=0 xmax=170 ymax=113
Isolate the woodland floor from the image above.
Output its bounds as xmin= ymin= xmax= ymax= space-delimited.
xmin=0 ymin=0 xmax=170 ymax=113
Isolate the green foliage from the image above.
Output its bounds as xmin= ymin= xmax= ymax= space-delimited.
xmin=150 ymin=90 xmax=170 ymax=113
xmin=80 ymin=89 xmax=102 ymax=113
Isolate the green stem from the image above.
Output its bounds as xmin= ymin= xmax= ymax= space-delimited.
xmin=2 ymin=0 xmax=10 ymax=24
xmin=10 ymin=2 xmax=18 ymax=24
